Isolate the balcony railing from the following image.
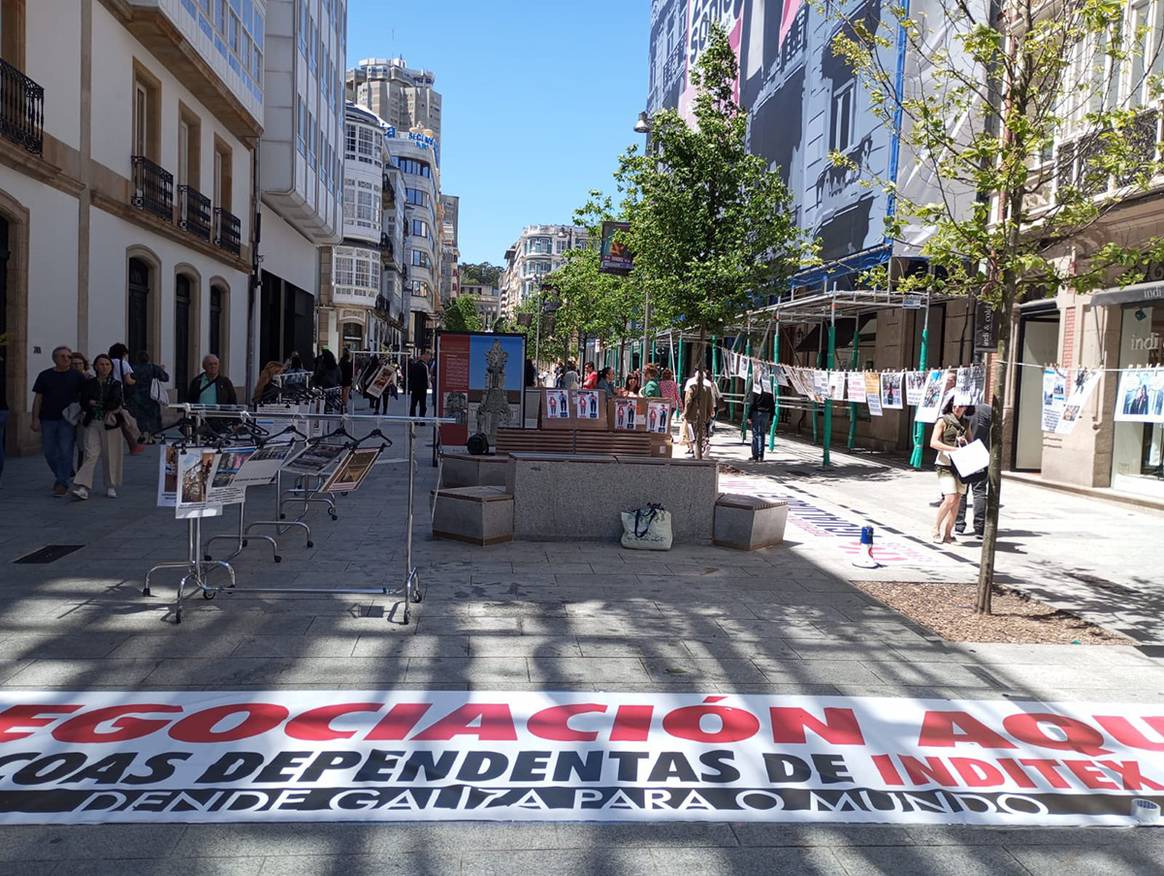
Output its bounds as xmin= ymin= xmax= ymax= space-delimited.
xmin=131 ymin=156 xmax=174 ymax=222
xmin=214 ymin=207 xmax=242 ymax=255
xmin=0 ymin=58 xmax=43 ymax=154
xmin=178 ymin=185 xmax=211 ymax=241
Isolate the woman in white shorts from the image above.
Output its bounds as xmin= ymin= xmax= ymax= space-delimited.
xmin=930 ymin=397 xmax=971 ymax=543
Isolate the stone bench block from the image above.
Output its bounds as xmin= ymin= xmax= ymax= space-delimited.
xmin=440 ymin=453 xmax=513 ymax=490
xmin=432 ymin=486 xmax=514 ymax=546
xmin=714 ymin=493 xmax=788 ymax=551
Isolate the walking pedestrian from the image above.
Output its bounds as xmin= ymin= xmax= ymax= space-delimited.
xmin=683 ymin=376 xmax=715 ymax=457
xmin=108 ymin=343 xmax=144 ymax=454
xmin=339 ymin=349 xmax=354 ymax=408
xmin=408 ymin=351 xmax=431 ymax=417
xmin=253 ymin=361 xmax=285 ymax=404
xmin=126 ymin=351 xmax=169 ymax=441
xmin=930 ymin=396 xmax=972 ymax=543
xmin=659 ymin=368 xmax=682 ymax=413
xmin=31 ymin=345 xmax=85 ymax=496
xmin=71 ymin=353 xmax=125 ymax=500
xmin=955 ymin=404 xmax=991 ymax=538
xmin=313 ymin=349 xmax=341 ymax=389
xmin=561 ymin=361 xmax=580 ymax=390
xmin=747 ymin=385 xmax=775 ymax=461
xmin=186 ymin=354 xmax=238 ymax=405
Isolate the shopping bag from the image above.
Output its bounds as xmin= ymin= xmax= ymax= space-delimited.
xmin=950 ymin=439 xmax=989 ymax=478
xmin=620 ymin=503 xmax=673 ymax=551
xmin=149 ymin=377 xmax=167 ymax=403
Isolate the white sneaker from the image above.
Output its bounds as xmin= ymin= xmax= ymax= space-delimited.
xmin=106 ymin=488 xmax=118 ymax=498
xmin=70 ymin=485 xmax=89 ymax=500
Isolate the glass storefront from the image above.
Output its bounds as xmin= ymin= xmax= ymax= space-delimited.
xmin=1112 ymin=304 xmax=1164 ymax=497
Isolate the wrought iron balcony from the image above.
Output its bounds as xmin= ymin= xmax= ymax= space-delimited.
xmin=0 ymin=58 xmax=43 ymax=154
xmin=214 ymin=207 xmax=242 ymax=255
xmin=178 ymin=185 xmax=211 ymax=241
xmin=131 ymin=156 xmax=174 ymax=221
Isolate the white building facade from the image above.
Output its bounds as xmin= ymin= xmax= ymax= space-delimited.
xmin=500 ymin=225 xmax=588 ymax=318
xmin=257 ymin=0 xmax=345 ymax=366
xmin=458 ymin=283 xmax=500 ymax=331
xmin=1 ymin=0 xmax=261 ymax=453
xmin=386 ymin=128 xmax=440 ymax=350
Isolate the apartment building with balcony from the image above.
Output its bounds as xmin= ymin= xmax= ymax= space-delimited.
xmin=257 ymin=0 xmax=345 ymax=368
xmin=385 ymin=125 xmax=440 ymax=350
xmin=379 ymin=142 xmax=406 ymax=352
xmin=317 ymin=101 xmax=387 ymax=353
xmin=0 ymin=0 xmax=261 ymax=452
xmin=345 ymin=57 xmax=441 ymax=142
xmin=499 ymin=224 xmax=587 ymax=318
xmin=439 ymin=193 xmax=459 ymax=308
xmin=458 ymin=282 xmax=500 ymax=331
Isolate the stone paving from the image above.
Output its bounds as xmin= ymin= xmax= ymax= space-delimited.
xmin=0 ymin=401 xmax=1162 ymax=873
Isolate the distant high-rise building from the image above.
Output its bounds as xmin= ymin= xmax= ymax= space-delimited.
xmin=440 ymin=195 xmax=460 ymax=306
xmin=346 ymin=57 xmax=442 ymax=141
xmin=499 ymin=225 xmax=588 ymax=318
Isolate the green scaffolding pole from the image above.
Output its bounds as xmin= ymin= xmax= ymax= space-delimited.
xmin=847 ymin=316 xmax=860 ymax=449
xmin=822 ymin=303 xmax=836 ymax=468
xmin=739 ymin=336 xmax=752 ymax=442
xmin=909 ymin=293 xmax=931 ymax=469
xmin=768 ymin=325 xmax=779 ymax=451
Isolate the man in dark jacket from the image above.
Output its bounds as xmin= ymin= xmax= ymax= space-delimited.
xmin=408 ymin=351 xmax=431 ymax=417
xmin=186 ymin=354 xmax=238 ymax=406
xmin=955 ymin=403 xmax=991 ymax=537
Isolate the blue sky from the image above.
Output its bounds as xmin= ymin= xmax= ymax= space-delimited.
xmin=346 ymin=0 xmax=649 ymax=266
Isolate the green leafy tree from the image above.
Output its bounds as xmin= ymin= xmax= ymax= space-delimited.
xmin=460 ymin=262 xmax=504 ymax=287
xmin=443 ymin=294 xmax=483 ymax=333
xmin=616 ymin=23 xmax=806 ymax=457
xmin=833 ymin=0 xmax=1164 ymax=612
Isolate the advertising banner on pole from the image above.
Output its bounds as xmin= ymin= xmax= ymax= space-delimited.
xmin=598 ymin=221 xmax=634 ymax=275
xmin=0 ymin=690 xmax=1161 ymax=826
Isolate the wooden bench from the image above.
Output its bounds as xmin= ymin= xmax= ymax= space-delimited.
xmin=495 ymin=428 xmax=670 ymax=458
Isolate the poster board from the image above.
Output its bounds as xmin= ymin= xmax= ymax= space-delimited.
xmin=436 ymin=331 xmax=527 ymax=446
xmin=610 ymin=398 xmax=648 ymax=431
xmin=321 ymin=447 xmax=380 ymax=493
xmin=174 ymin=447 xmax=223 ymax=519
xmin=539 ymin=388 xmax=574 ymax=429
xmin=283 ymin=443 xmax=348 ymax=477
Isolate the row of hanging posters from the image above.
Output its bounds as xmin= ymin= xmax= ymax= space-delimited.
xmin=740 ymin=359 xmax=987 ymax=425
xmin=157 ymin=440 xmax=380 ymax=518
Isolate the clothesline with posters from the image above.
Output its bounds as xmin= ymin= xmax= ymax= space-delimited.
xmin=717 ymin=347 xmax=1164 ymax=435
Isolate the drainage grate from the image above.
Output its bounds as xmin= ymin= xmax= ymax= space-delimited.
xmin=14 ymin=545 xmax=85 ymax=564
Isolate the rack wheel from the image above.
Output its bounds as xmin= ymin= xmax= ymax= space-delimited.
xmin=203 ymin=554 xmax=211 ymax=562
xmin=329 ymin=512 xmax=338 ymax=521
xmin=274 ymin=555 xmax=282 ymax=563
xmin=142 ymin=586 xmax=151 ymax=597
xmin=242 ymin=539 xmax=249 ymax=548
xmin=306 ymin=540 xmax=314 ymax=548
xmin=279 ymin=513 xmax=286 ymax=519
xmin=203 ymin=590 xmax=216 ymax=600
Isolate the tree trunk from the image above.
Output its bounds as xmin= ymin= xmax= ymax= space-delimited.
xmin=975 ymin=277 xmax=1017 ymax=615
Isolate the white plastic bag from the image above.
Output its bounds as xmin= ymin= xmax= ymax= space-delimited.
xmin=620 ymin=504 xmax=673 ymax=551
xmin=950 ymin=439 xmax=989 ymax=478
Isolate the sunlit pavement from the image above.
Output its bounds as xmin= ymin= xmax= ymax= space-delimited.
xmin=0 ymin=404 xmax=1161 ymax=872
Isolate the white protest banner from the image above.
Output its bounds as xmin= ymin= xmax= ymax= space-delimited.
xmin=1 ymin=690 xmax=1162 ymax=826
xmin=864 ymin=374 xmax=883 ymax=416
xmin=915 ymin=370 xmax=948 ymax=424
xmin=846 ymin=372 xmax=867 ymax=403
xmin=1041 ymin=367 xmax=1069 ymax=433
xmin=904 ymin=371 xmax=928 ymax=407
xmin=1055 ymin=368 xmax=1102 ymax=435
xmin=828 ymin=371 xmax=846 ymax=401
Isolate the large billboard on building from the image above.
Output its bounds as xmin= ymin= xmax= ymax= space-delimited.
xmin=647 ymin=0 xmax=893 ymax=266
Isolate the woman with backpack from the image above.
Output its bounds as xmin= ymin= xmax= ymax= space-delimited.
xmin=930 ymin=395 xmax=973 ymax=543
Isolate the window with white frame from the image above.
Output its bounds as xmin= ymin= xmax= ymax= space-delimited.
xmin=334 ymin=247 xmax=378 ymax=294
xmin=344 ymin=179 xmax=381 ymax=232
xmin=357 ymin=126 xmax=381 ymax=166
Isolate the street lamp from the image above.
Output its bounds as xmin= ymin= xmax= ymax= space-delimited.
xmin=634 ymin=111 xmax=651 ymax=135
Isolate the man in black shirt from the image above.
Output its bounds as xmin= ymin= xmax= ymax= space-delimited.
xmin=31 ymin=345 xmax=85 ymax=495
xmin=955 ymin=404 xmax=992 ymax=538
xmin=408 ymin=351 xmax=431 ymax=417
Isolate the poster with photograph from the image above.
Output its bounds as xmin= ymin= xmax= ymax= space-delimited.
xmin=544 ymin=388 xmax=571 ymax=420
xmin=954 ymin=365 xmax=985 ymax=406
xmin=365 ymin=364 xmax=396 ymax=400
xmin=846 ymin=372 xmax=867 ymax=403
xmin=752 ymin=362 xmax=771 ymax=396
xmin=646 ymin=401 xmax=672 ymax=434
xmin=1041 ymin=367 xmax=1070 ymax=432
xmin=321 ymin=447 xmax=380 ymax=493
xmin=880 ymin=371 xmax=904 ymax=409
xmin=613 ymin=398 xmax=639 ymax=431
xmin=864 ymin=373 xmax=884 ymax=416
xmin=1113 ymin=367 xmax=1164 ymax=423
xmin=1056 ymin=368 xmax=1102 ymax=435
xmin=283 ymin=443 xmax=348 ymax=477
xmin=774 ymin=364 xmax=789 ymax=387
xmin=205 ymin=447 xmax=257 ymax=506
xmin=442 ymin=392 xmax=469 ymax=429
xmin=255 ymin=403 xmax=307 ymax=443
xmin=904 ymin=371 xmax=928 ymax=406
xmin=812 ymin=370 xmax=830 ymax=402
xmin=157 ymin=444 xmax=179 ymax=508
xmin=828 ymin=371 xmax=846 ymax=401
xmin=175 ymin=447 xmax=222 ymax=519
xmin=915 ymin=370 xmax=948 ymax=424
xmin=436 ymin=332 xmax=526 ymax=446
xmin=575 ymin=390 xmax=601 ymax=420
xmin=233 ymin=442 xmax=298 ymax=488
xmin=734 ymin=353 xmax=751 ymax=380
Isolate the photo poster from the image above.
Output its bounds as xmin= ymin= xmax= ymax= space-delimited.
xmin=232 ymin=442 xmax=299 ymax=488
xmin=365 ymin=364 xmax=395 ymax=400
xmin=904 ymin=371 xmax=928 ymax=407
xmin=880 ymin=371 xmax=904 ymax=410
xmin=828 ymin=371 xmax=846 ymax=401
xmin=283 ymin=442 xmax=348 ymax=477
xmin=576 ymin=389 xmax=601 ymax=420
xmin=812 ymin=370 xmax=830 ymax=403
xmin=734 ymin=353 xmax=751 ymax=380
xmin=541 ymin=388 xmax=574 ymax=428
xmin=864 ymin=373 xmax=884 ymax=416
xmin=646 ymin=401 xmax=673 ymax=434
xmin=436 ymin=331 xmax=526 ymax=446
xmin=255 ymin=403 xmax=306 ymax=443
xmin=751 ymin=362 xmax=772 ymax=395
xmin=954 ymin=365 xmax=985 ymax=406
xmin=915 ymin=370 xmax=948 ymax=424
xmin=774 ymin=364 xmax=790 ymax=387
xmin=598 ymin=220 xmax=634 ymax=275
xmin=157 ymin=444 xmax=179 ymax=508
xmin=205 ymin=446 xmax=258 ymax=506
xmin=1041 ymin=367 xmax=1070 ymax=433
xmin=1056 ymin=368 xmax=1103 ymax=435
xmin=175 ymin=447 xmax=222 ymax=519
xmin=612 ymin=398 xmax=641 ymax=431
xmin=1113 ymin=366 xmax=1164 ymax=423
xmin=846 ymin=371 xmax=867 ymax=403
xmin=321 ymin=447 xmax=381 ymax=494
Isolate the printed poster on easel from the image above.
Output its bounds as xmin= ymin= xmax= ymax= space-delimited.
xmin=321 ymin=447 xmax=381 ymax=493
xmin=232 ymin=442 xmax=300 ymax=488
xmin=436 ymin=331 xmax=527 ymax=447
xmin=175 ymin=447 xmax=223 ymax=519
xmin=283 ymin=443 xmax=348 ymax=477
xmin=157 ymin=444 xmax=179 ymax=508
xmin=205 ymin=447 xmax=258 ymax=506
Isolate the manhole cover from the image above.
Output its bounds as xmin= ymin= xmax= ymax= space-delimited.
xmin=14 ymin=545 xmax=85 ymax=564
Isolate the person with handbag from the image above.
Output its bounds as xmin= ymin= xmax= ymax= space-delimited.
xmin=108 ymin=343 xmax=145 ymax=455
xmin=929 ymin=395 xmax=973 ymax=543
xmin=71 ymin=354 xmax=125 ymax=500
xmin=126 ymin=351 xmax=168 ymax=442
xmin=955 ymin=404 xmax=991 ymax=539
xmin=31 ymin=345 xmax=85 ymax=496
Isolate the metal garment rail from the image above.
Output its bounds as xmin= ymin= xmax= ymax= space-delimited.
xmin=151 ymin=405 xmax=454 ymax=625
